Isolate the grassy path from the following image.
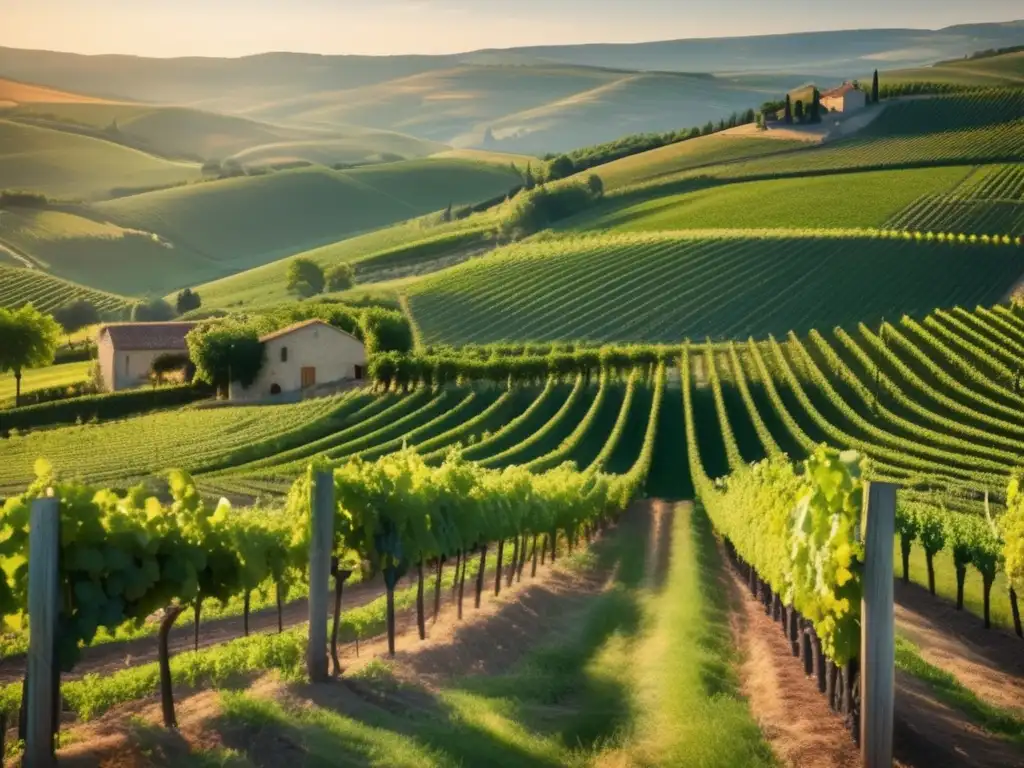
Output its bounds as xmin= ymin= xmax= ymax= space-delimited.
xmin=58 ymin=501 xmax=775 ymax=767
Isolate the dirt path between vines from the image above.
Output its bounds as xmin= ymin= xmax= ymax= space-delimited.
xmin=55 ymin=506 xmax=634 ymax=767
xmin=724 ymin=559 xmax=861 ymax=768
xmin=895 ymin=579 xmax=1024 ymax=714
xmin=729 ymin=556 xmax=1024 ymax=767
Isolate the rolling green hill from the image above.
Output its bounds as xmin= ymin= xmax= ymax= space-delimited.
xmin=0 ymin=119 xmax=201 ymax=200
xmin=245 ymin=65 xmax=793 ymax=155
xmin=3 ymin=158 xmax=518 ymax=295
xmin=608 ymin=90 xmax=1024 ymax=195
xmin=578 ymin=166 xmax=980 ymax=233
xmin=881 ymin=50 xmax=1024 ymax=87
xmin=590 ymin=133 xmax=807 ymax=191
xmin=6 ymin=100 xmax=444 ymax=164
xmin=405 ymin=232 xmax=1024 ymax=344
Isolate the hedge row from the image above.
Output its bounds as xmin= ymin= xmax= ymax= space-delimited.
xmin=0 ymin=384 xmax=212 ymax=434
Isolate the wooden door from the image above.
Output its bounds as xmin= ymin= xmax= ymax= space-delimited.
xmin=301 ymin=366 xmax=316 ymax=388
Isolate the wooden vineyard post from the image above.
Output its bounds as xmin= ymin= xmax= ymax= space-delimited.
xmin=307 ymin=470 xmax=335 ymax=682
xmin=860 ymin=481 xmax=897 ymax=768
xmin=26 ymin=496 xmax=60 ymax=768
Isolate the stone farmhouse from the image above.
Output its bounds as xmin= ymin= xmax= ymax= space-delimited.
xmin=821 ymin=82 xmax=867 ymax=113
xmin=97 ymin=322 xmax=198 ymax=392
xmin=230 ymin=319 xmax=366 ymax=402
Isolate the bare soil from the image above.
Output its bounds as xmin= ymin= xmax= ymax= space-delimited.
xmin=724 ymin=559 xmax=861 ymax=768
xmin=727 ymin=552 xmax=1024 ymax=767
xmin=895 ymin=579 xmax=1024 ymax=714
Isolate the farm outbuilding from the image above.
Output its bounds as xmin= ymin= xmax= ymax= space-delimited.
xmin=230 ymin=319 xmax=366 ymax=402
xmin=821 ymin=83 xmax=867 ymax=113
xmin=96 ymin=322 xmax=198 ymax=392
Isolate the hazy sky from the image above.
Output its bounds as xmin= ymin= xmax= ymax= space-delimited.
xmin=3 ymin=0 xmax=1021 ymax=58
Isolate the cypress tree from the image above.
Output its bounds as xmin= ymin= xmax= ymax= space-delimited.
xmin=784 ymin=94 xmax=793 ymax=124
xmin=872 ymin=69 xmax=880 ymax=103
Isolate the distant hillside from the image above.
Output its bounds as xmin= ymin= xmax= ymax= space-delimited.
xmin=0 ymin=159 xmax=520 ymax=295
xmin=0 ymin=76 xmax=118 ymax=106
xmin=0 ymin=118 xmax=200 ymax=200
xmin=243 ymin=65 xmax=797 ymax=154
xmin=506 ymin=22 xmax=1024 ymax=76
xmin=880 ymin=49 xmax=1024 ymax=86
xmin=3 ymin=89 xmax=445 ymax=163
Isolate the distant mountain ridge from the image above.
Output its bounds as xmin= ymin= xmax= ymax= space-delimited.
xmin=0 ymin=21 xmax=1020 ymax=105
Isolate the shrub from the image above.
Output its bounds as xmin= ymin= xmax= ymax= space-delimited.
xmin=131 ymin=298 xmax=176 ymax=322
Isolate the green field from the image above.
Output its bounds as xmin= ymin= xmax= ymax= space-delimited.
xmin=0 ymin=159 xmax=515 ymax=295
xmin=884 ymin=163 xmax=1024 ymax=237
xmin=0 ymin=264 xmax=132 ymax=314
xmin=405 ymin=232 xmax=1024 ymax=344
xmin=580 ymin=166 xmax=974 ymax=232
xmin=0 ymin=119 xmax=201 ymax=200
xmin=592 ymin=133 xmax=806 ymax=191
xmin=0 ymin=360 xmax=91 ymax=407
xmin=188 ymin=215 xmax=493 ymax=310
xmin=881 ymin=51 xmax=1024 ymax=88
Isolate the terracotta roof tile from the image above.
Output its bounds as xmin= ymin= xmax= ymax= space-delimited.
xmin=259 ymin=319 xmax=361 ymax=343
xmin=99 ymin=322 xmax=199 ymax=351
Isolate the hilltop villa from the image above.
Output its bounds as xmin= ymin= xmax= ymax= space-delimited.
xmin=821 ymin=82 xmax=867 ymax=113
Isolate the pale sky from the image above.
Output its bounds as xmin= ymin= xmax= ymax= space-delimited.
xmin=2 ymin=0 xmax=1021 ymax=58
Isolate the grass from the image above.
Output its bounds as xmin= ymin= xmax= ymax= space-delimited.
xmin=581 ymin=166 xmax=973 ymax=232
xmin=83 ymin=160 xmax=516 ymax=295
xmin=896 ymin=635 xmax=1024 ymax=742
xmin=406 ymin=232 xmax=1024 ymax=344
xmin=896 ymin=537 xmax=1015 ymax=633
xmin=191 ymin=214 xmax=491 ymax=310
xmin=880 ymin=51 xmax=1024 ymax=88
xmin=0 ymin=119 xmax=200 ymax=201
xmin=0 ymin=208 xmax=180 ymax=296
xmin=592 ymin=133 xmax=806 ymax=191
xmin=0 ymin=360 xmax=91 ymax=407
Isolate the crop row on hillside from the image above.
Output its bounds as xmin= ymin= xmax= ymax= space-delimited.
xmin=406 ymin=232 xmax=1024 ymax=345
xmin=885 ymin=163 xmax=1024 ymax=237
xmin=607 ymin=90 xmax=1024 ymax=195
xmin=0 ymin=264 xmax=132 ymax=313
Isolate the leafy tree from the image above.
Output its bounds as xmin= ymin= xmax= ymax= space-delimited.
xmin=185 ymin=321 xmax=265 ymax=397
xmin=287 ymin=257 xmax=325 ymax=297
xmin=131 ymin=298 xmax=176 ymax=322
xmin=0 ymin=304 xmax=62 ymax=407
xmin=53 ymin=298 xmax=99 ymax=333
xmin=359 ymin=307 xmax=414 ymax=355
xmin=523 ymin=164 xmax=536 ymax=191
xmin=586 ymin=174 xmax=604 ymax=199
xmin=809 ymin=89 xmax=822 ymax=123
xmin=201 ymin=160 xmax=221 ymax=175
xmin=546 ymin=155 xmax=575 ymax=181
xmin=440 ymin=201 xmax=452 ymax=223
xmin=150 ymin=352 xmax=191 ymax=386
xmin=325 ymin=263 xmax=356 ymax=292
xmin=701 ymin=121 xmax=715 ymax=136
xmin=871 ymin=69 xmax=880 ymax=103
xmin=175 ymin=288 xmax=202 ymax=315
xmin=784 ymin=94 xmax=793 ymax=124
xmin=482 ymin=127 xmax=496 ymax=146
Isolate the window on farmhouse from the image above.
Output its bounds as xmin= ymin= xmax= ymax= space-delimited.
xmin=281 ymin=346 xmax=288 ymax=362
